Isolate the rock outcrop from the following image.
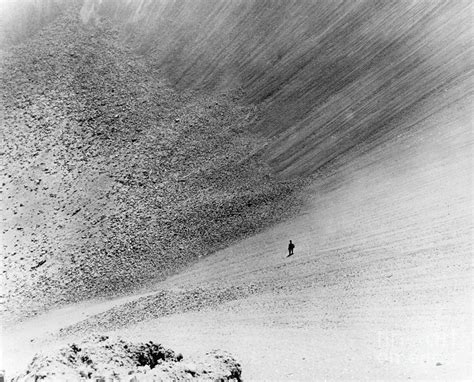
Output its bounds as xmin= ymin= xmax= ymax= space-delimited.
xmin=13 ymin=335 xmax=242 ymax=381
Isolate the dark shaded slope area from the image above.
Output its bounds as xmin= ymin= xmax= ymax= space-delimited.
xmin=1 ymin=8 xmax=303 ymax=319
xmin=81 ymin=0 xmax=472 ymax=176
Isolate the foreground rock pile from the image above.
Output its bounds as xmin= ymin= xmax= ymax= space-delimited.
xmin=13 ymin=335 xmax=242 ymax=381
xmin=1 ymin=6 xmax=306 ymax=320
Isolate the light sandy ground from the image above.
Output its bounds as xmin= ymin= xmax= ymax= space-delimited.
xmin=2 ymin=114 xmax=472 ymax=381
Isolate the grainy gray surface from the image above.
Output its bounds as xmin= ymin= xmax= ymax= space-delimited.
xmin=1 ymin=1 xmax=472 ymax=381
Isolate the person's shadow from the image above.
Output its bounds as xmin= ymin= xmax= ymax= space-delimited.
xmin=286 ymin=252 xmax=294 ymax=258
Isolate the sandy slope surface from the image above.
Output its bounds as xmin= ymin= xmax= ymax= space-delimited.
xmin=1 ymin=2 xmax=472 ymax=381
xmin=3 ymin=113 xmax=472 ymax=380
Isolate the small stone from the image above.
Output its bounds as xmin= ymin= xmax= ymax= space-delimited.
xmin=184 ymin=363 xmax=197 ymax=376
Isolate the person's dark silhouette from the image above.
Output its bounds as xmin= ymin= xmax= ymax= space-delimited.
xmin=288 ymin=240 xmax=295 ymax=257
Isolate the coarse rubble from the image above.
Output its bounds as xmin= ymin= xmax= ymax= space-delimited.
xmin=13 ymin=335 xmax=242 ymax=381
xmin=1 ymin=5 xmax=306 ymax=321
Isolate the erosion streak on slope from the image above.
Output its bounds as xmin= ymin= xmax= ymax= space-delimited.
xmin=72 ymin=0 xmax=473 ymax=176
xmin=5 ymin=1 xmax=470 ymax=176
xmin=2 ymin=2 xmax=472 ymax=175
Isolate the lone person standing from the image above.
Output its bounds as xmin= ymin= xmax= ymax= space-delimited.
xmin=288 ymin=240 xmax=295 ymax=257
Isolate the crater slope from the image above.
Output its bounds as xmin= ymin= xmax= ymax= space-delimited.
xmin=1 ymin=1 xmax=472 ymax=380
xmin=1 ymin=7 xmax=303 ymax=319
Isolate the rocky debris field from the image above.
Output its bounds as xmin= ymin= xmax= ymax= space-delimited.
xmin=60 ymin=282 xmax=266 ymax=336
xmin=13 ymin=335 xmax=242 ymax=381
xmin=0 ymin=5 xmax=306 ymax=321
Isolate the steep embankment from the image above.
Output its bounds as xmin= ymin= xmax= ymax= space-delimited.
xmin=1 ymin=6 xmax=304 ymax=319
xmin=79 ymin=0 xmax=472 ymax=175
xmin=1 ymin=1 xmax=472 ymax=380
xmin=2 ymin=0 xmax=471 ymax=321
